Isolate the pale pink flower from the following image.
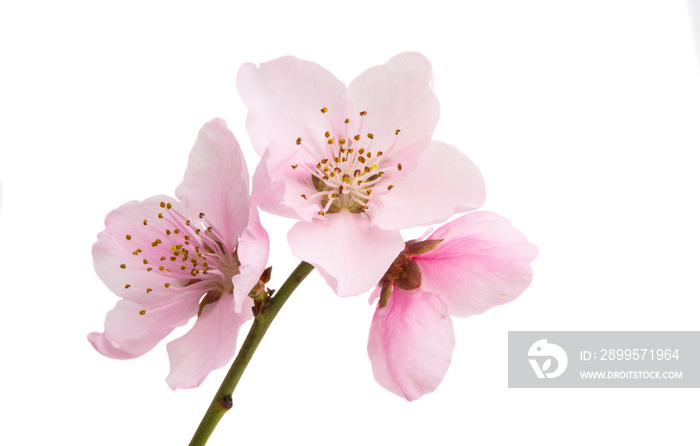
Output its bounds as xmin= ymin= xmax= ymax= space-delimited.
xmin=367 ymin=211 xmax=538 ymax=401
xmin=88 ymin=119 xmax=269 ymax=390
xmin=237 ymin=53 xmax=486 ymax=296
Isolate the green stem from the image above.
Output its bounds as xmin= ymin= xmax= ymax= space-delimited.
xmin=188 ymin=261 xmax=314 ymax=446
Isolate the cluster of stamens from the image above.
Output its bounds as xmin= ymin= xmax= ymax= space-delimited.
xmin=292 ymin=108 xmax=403 ymax=216
xmin=121 ymin=201 xmax=240 ymax=316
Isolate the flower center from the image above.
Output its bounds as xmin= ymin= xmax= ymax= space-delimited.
xmin=293 ymin=109 xmax=403 ymax=216
xmin=122 ymin=201 xmax=240 ymax=315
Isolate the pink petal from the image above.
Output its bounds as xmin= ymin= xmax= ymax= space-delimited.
xmin=418 ymin=211 xmax=539 ymax=317
xmin=92 ymin=195 xmax=200 ymax=303
xmin=237 ymin=56 xmax=354 ymax=156
xmin=252 ymin=141 xmax=321 ymax=221
xmin=175 ymin=118 xmax=250 ymax=244
xmin=165 ymin=295 xmax=251 ymax=389
xmin=348 ymin=53 xmax=439 ymax=165
xmin=231 ymin=204 xmax=269 ymax=313
xmin=367 ymin=286 xmax=455 ymax=401
xmin=367 ymin=140 xmax=486 ymax=230
xmin=287 ymin=210 xmax=404 ymax=296
xmin=88 ymin=290 xmax=200 ymax=359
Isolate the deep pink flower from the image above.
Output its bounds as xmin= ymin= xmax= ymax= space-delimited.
xmin=88 ymin=119 xmax=269 ymax=390
xmin=367 ymin=211 xmax=538 ymax=401
xmin=237 ymin=53 xmax=486 ymax=296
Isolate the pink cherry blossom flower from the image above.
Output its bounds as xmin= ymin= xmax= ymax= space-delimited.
xmin=367 ymin=211 xmax=538 ymax=401
xmin=88 ymin=118 xmax=269 ymax=390
xmin=237 ymin=53 xmax=486 ymax=296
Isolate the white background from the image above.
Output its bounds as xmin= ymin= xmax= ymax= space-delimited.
xmin=2 ymin=1 xmax=699 ymax=445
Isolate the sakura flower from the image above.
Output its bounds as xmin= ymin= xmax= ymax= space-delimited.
xmin=88 ymin=118 xmax=269 ymax=390
xmin=367 ymin=211 xmax=538 ymax=401
xmin=237 ymin=53 xmax=486 ymax=296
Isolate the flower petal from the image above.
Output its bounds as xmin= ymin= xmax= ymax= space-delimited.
xmin=367 ymin=287 xmax=455 ymax=401
xmin=237 ymin=56 xmax=354 ymax=156
xmin=418 ymin=211 xmax=539 ymax=317
xmin=175 ymin=118 xmax=250 ymax=244
xmin=92 ymin=195 xmax=199 ymax=303
xmin=88 ymin=290 xmax=200 ymax=359
xmin=232 ymin=204 xmax=269 ymax=313
xmin=348 ymin=53 xmax=439 ymax=164
xmin=252 ymin=141 xmax=320 ymax=221
xmin=165 ymin=295 xmax=251 ymax=389
xmin=287 ymin=210 xmax=404 ymax=296
xmin=368 ymin=140 xmax=486 ymax=230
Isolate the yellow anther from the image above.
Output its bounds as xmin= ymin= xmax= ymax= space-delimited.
xmin=125 ymin=234 xmax=132 ymax=240
xmin=325 ymin=131 xmax=331 ymax=138
xmin=359 ymin=148 xmax=365 ymax=154
xmin=158 ymin=213 xmax=163 ymax=219
xmin=166 ymin=203 xmax=172 ymax=209
xmin=360 ymin=111 xmax=367 ymax=116
xmin=296 ymin=137 xmax=302 ymax=145
xmin=120 ymin=264 xmax=126 ymax=269
xmin=165 ymin=229 xmax=171 ymax=235
xmin=301 ymin=194 xmax=308 ymax=199
xmin=397 ymin=163 xmax=402 ymax=171
xmin=139 ymin=310 xmax=146 ymax=315
xmin=387 ymin=185 xmax=394 ymax=191
xmin=354 ymin=135 xmax=361 ymax=141
xmin=345 ymin=118 xmax=350 ymax=124
xmin=143 ymin=219 xmax=147 ymax=226
xmin=367 ymin=133 xmax=374 ymax=139
xmin=395 ymin=129 xmax=401 ymax=135
xmin=125 ymin=284 xmax=131 ymax=289
xmin=164 ymin=283 xmax=170 ymax=288
xmin=133 ymin=249 xmax=141 ymax=255
xmin=342 ymin=174 xmax=351 ymax=183
xmin=339 ymin=138 xmax=346 ymax=145
xmin=358 ymin=156 xmax=366 ymax=164
xmin=159 ymin=266 xmax=165 ymax=271
xmin=321 ymin=107 xmax=328 ymax=113
xmin=371 ymin=163 xmax=379 ymax=170
xmin=327 ymin=139 xmax=334 ymax=145
xmin=377 ymin=151 xmax=383 ymax=156
xmin=146 ymin=288 xmax=152 ymax=294
xmin=318 ymin=211 xmax=325 ymax=216
xmin=291 ymin=164 xmax=298 ymax=169
xmin=160 ymin=202 xmax=165 ymax=208
xmin=143 ymin=259 xmax=148 ymax=265
xmin=199 ymin=212 xmax=205 ymax=218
